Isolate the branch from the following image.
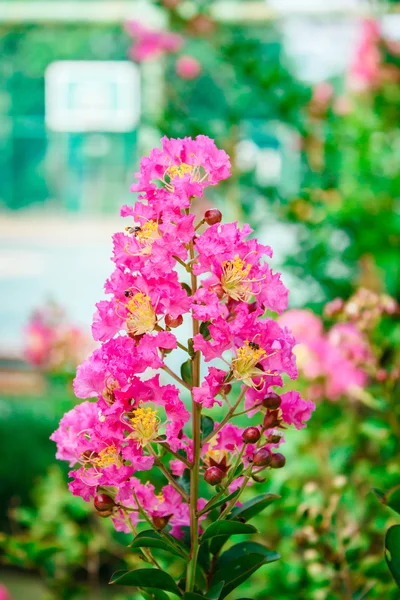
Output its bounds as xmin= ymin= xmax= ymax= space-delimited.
xmin=156 ymin=439 xmax=192 ymax=469
xmin=148 ymin=445 xmax=190 ymax=503
xmin=201 ymin=387 xmax=247 ymax=446
xmin=162 ymin=364 xmax=192 ymax=391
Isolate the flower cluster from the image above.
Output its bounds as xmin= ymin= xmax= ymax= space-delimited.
xmin=25 ymin=303 xmax=91 ymax=374
xmin=279 ymin=303 xmax=379 ymax=402
xmin=125 ymin=19 xmax=202 ymax=79
xmin=52 ymin=136 xmax=314 ymax=540
xmin=125 ymin=20 xmax=183 ymax=62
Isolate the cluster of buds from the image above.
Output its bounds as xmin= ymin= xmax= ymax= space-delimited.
xmin=325 ymin=288 xmax=397 ymax=331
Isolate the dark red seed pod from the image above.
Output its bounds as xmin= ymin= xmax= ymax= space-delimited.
xmin=94 ymin=493 xmax=115 ymax=513
xmin=270 ymin=452 xmax=286 ymax=469
xmin=204 ymin=466 xmax=225 ymax=486
xmin=204 ymin=208 xmax=222 ymax=225
xmin=152 ymin=514 xmax=172 ymax=530
xmin=252 ymin=447 xmax=272 ymax=467
xmin=242 ymin=426 xmax=261 ymax=444
xmin=263 ymin=411 xmax=280 ymax=429
xmin=262 ymin=392 xmax=281 ymax=410
xmin=165 ymin=314 xmax=183 ymax=328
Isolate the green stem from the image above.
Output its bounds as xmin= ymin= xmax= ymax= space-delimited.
xmin=124 ymin=510 xmax=162 ymax=569
xmin=156 ymin=439 xmax=192 ymax=468
xmin=162 ymin=364 xmax=192 ymax=391
xmin=132 ymin=492 xmax=188 ymax=558
xmin=186 ymin=238 xmax=202 ymax=593
xmin=217 ymin=466 xmax=253 ymax=521
xmin=148 ymin=445 xmax=190 ymax=502
xmin=201 ymin=388 xmax=246 ymax=447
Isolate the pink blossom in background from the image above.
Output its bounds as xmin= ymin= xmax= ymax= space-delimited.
xmin=24 ymin=305 xmax=92 ymax=373
xmin=125 ymin=20 xmax=183 ymax=62
xmin=312 ymin=82 xmax=334 ymax=106
xmin=279 ymin=309 xmax=372 ymax=401
xmin=0 ymin=586 xmax=12 ymax=600
xmin=333 ymin=95 xmax=352 ymax=116
xmin=348 ymin=18 xmax=381 ymax=91
xmin=176 ymin=55 xmax=201 ymax=80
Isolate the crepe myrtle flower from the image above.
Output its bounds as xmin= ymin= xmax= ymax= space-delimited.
xmin=51 ymin=134 xmax=314 ymax=600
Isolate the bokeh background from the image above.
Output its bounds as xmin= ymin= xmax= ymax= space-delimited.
xmin=0 ymin=0 xmax=399 ymax=598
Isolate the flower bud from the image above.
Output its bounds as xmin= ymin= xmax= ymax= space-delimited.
xmin=204 ymin=466 xmax=225 ymax=486
xmin=252 ymin=448 xmax=272 ymax=467
xmin=204 ymin=208 xmax=222 ymax=225
xmin=263 ymin=410 xmax=280 ymax=429
xmin=242 ymin=426 xmax=261 ymax=444
xmin=262 ymin=392 xmax=281 ymax=410
xmin=270 ymin=452 xmax=286 ymax=469
xmin=267 ymin=433 xmax=282 ymax=444
xmin=94 ymin=493 xmax=115 ymax=517
xmin=152 ymin=515 xmax=172 ymax=530
xmin=218 ymin=382 xmax=232 ymax=395
xmin=165 ymin=314 xmax=183 ymax=328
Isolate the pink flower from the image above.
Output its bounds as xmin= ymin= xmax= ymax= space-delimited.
xmin=126 ymin=20 xmax=183 ymax=62
xmin=50 ymin=401 xmax=99 ymax=466
xmin=280 ymin=391 xmax=315 ymax=430
xmin=193 ymin=222 xmax=287 ymax=313
xmin=131 ymin=136 xmax=231 ymax=197
xmin=0 ymin=585 xmax=13 ymax=600
xmin=348 ymin=19 xmax=381 ymax=91
xmin=279 ymin=309 xmax=371 ymax=401
xmin=176 ymin=55 xmax=201 ymax=80
xmin=193 ymin=367 xmax=227 ymax=408
xmin=312 ymin=82 xmax=333 ymax=105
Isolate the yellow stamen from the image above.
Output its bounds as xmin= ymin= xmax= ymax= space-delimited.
xmin=232 ymin=340 xmax=266 ymax=388
xmin=135 ymin=220 xmax=160 ymax=244
xmin=156 ymin=492 xmax=165 ymax=504
xmin=221 ymin=256 xmax=253 ymax=301
xmin=166 ymin=163 xmax=194 ymax=180
xmin=129 ymin=405 xmax=160 ymax=447
xmin=94 ymin=444 xmax=122 ymax=468
xmin=126 ymin=292 xmax=156 ymax=335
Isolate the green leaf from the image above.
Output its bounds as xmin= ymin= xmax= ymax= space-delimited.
xmin=181 ymin=282 xmax=192 ymax=295
xmin=200 ymin=321 xmax=211 ymax=339
xmin=372 ymin=488 xmax=386 ymax=502
xmin=183 ymin=594 xmax=205 ymax=600
xmin=385 ymin=525 xmax=400 ymax=588
xmin=188 ymin=338 xmax=196 ymax=359
xmin=372 ymin=485 xmax=400 ymax=515
xmin=231 ymin=462 xmax=244 ymax=479
xmin=210 ymin=553 xmax=272 ymax=599
xmin=217 ymin=541 xmax=280 ymax=569
xmin=206 ymin=581 xmax=225 ymax=599
xmin=202 ymin=489 xmax=240 ymax=514
xmin=181 ymin=359 xmax=193 ymax=386
xmin=141 ymin=590 xmax=170 ymax=600
xmin=200 ymin=415 xmax=215 ymax=440
xmin=386 ymin=486 xmax=400 ymax=515
xmin=201 ymin=521 xmax=257 ymax=544
xmin=229 ymin=493 xmax=280 ymax=522
xmin=177 ymin=469 xmax=191 ymax=496
xmin=131 ymin=530 xmax=184 ymax=557
xmin=110 ymin=568 xmax=182 ymax=596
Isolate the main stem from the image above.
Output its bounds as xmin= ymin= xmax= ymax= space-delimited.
xmin=186 ymin=238 xmax=201 ymax=593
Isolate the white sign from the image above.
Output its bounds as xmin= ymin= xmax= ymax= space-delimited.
xmin=45 ymin=61 xmax=140 ymax=132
